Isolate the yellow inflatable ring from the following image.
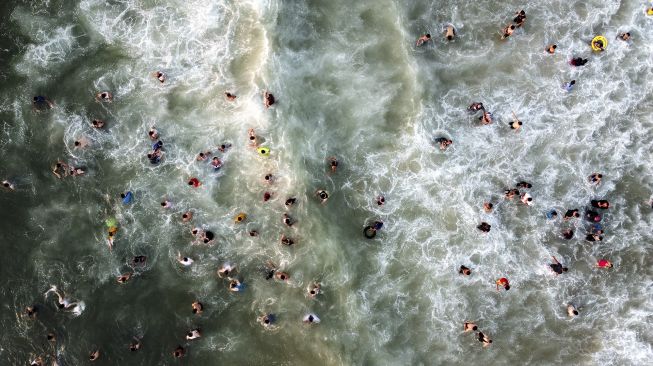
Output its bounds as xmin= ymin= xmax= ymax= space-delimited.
xmin=257 ymin=147 xmax=270 ymax=157
xmin=591 ymin=36 xmax=607 ymax=52
xmin=234 ymin=213 xmax=247 ymax=223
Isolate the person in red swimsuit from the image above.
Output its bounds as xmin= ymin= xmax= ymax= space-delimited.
xmin=188 ymin=177 xmax=201 ymax=188
xmin=597 ymin=259 xmax=613 ymax=268
xmin=496 ymin=277 xmax=510 ymax=291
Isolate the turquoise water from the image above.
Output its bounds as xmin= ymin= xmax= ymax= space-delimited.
xmin=1 ymin=0 xmax=652 ymax=365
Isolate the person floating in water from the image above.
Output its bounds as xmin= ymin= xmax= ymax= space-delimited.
xmin=129 ymin=337 xmax=142 ymax=351
xmin=597 ymin=259 xmax=613 ymax=268
xmin=316 ymin=189 xmax=329 ymax=204
xmin=591 ymin=200 xmax=610 ymax=209
xmin=172 ymin=345 xmax=185 ymax=358
xmin=585 ymin=232 xmax=603 ymax=242
xmin=546 ymin=210 xmax=558 ymax=219
xmin=549 ymin=256 xmax=568 ymax=275
xmin=510 ymin=112 xmax=522 ymax=131
xmin=459 ymin=265 xmax=472 ymax=276
xmin=483 ymin=202 xmax=493 ymax=213
xmin=89 ymin=350 xmax=100 ymax=362
xmin=444 ymin=25 xmax=456 ymax=41
xmin=618 ymin=32 xmax=631 ymax=41
xmin=592 ymin=38 xmax=605 ymax=51
xmin=520 ymin=192 xmax=533 ymax=205
xmin=364 ymin=221 xmax=384 ymax=239
xmin=186 ymin=329 xmax=201 ymax=340
xmin=148 ymin=127 xmax=159 ymax=141
xmin=496 ymin=277 xmax=510 ymax=291
xmin=263 ymin=91 xmax=275 ymax=108
xmin=435 ymin=137 xmax=453 ymax=150
xmin=303 ymin=313 xmax=321 ymax=324
xmin=567 ymin=304 xmax=579 ymax=317
xmin=563 ymin=80 xmax=576 ymax=92
xmin=211 ymin=156 xmax=222 ymax=170
xmin=224 ymin=91 xmax=237 ymax=101
xmin=177 ymin=252 xmax=194 ymax=266
xmin=376 ymin=195 xmax=385 ymax=206
xmin=188 ymin=177 xmax=201 ymax=188
xmin=248 ymin=128 xmax=259 ymax=147
xmin=33 ymin=95 xmax=54 ymax=111
xmin=588 ymin=173 xmax=602 ymax=185
xmin=564 ymin=209 xmax=580 ymax=220
xmin=258 ymin=313 xmax=276 ymax=328
xmin=328 ymin=156 xmax=338 ymax=173
xmin=546 ymin=44 xmax=557 ymax=54
xmin=192 ymin=301 xmax=203 ymax=315
xmin=95 ymin=91 xmax=113 ymax=103
xmin=285 ymin=197 xmax=297 ymax=208
xmin=513 ymin=10 xmax=526 ymax=27
xmin=153 ymin=71 xmax=166 ymax=83
xmin=307 ymin=282 xmax=321 ymax=298
xmin=280 ymin=234 xmax=294 ymax=246
xmin=477 ymin=222 xmax=491 ymax=233
xmin=44 ymin=286 xmax=83 ymax=315
xmin=562 ymin=228 xmax=574 ymax=240
xmin=501 ymin=24 xmax=515 ymax=39
xmin=196 ymin=151 xmax=210 ymax=161
xmin=2 ymin=180 xmax=15 ymax=191
xmin=569 ymin=58 xmax=588 ymax=66
xmin=116 ymin=273 xmax=132 ymax=284
xmin=468 ymin=102 xmax=484 ymax=111
xmin=92 ymin=119 xmax=105 ymax=128
xmin=416 ymin=33 xmax=431 ymax=46
xmin=585 ymin=210 xmax=601 ymax=223
xmin=463 ymin=322 xmax=478 ymax=332
xmin=477 ymin=332 xmax=492 ymax=347
xmin=479 ymin=110 xmax=493 ymax=125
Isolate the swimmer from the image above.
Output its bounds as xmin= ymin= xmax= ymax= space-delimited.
xmin=280 ymin=234 xmax=294 ymax=246
xmin=211 ymin=156 xmax=222 ymax=170
xmin=32 ymin=95 xmax=54 ymax=110
xmin=468 ymin=102 xmax=484 ymax=111
xmin=285 ymin=197 xmax=297 ymax=207
xmin=501 ymin=24 xmax=515 ymax=40
xmin=2 ymin=180 xmax=15 ymax=191
xmin=592 ymin=39 xmax=605 ymax=51
xmin=229 ymin=278 xmax=244 ymax=292
xmin=172 ymin=346 xmax=185 ymax=358
xmin=249 ymin=230 xmax=259 ymax=237
xmin=477 ymin=332 xmax=492 ymax=347
xmin=202 ymin=230 xmax=215 ymax=244
xmin=477 ymin=222 xmax=491 ymax=233
xmin=192 ymin=301 xmax=204 ymax=315
xmin=588 ymin=173 xmax=602 ymax=185
xmin=549 ymin=256 xmax=568 ymax=275
xmin=186 ymin=329 xmax=201 ymax=340
xmin=147 ymin=149 xmax=162 ymax=165
xmin=563 ymin=80 xmax=576 ymax=92
xmin=116 ymin=273 xmax=132 ymax=284
xmin=191 ymin=227 xmax=203 ymax=237
xmin=91 ymin=119 xmax=105 ymax=128
xmin=567 ymin=304 xmax=579 ymax=317
xmin=562 ymin=229 xmax=574 ymax=240
xmin=52 ymin=160 xmax=69 ymax=179
xmin=546 ymin=210 xmax=558 ymax=219
xmin=516 ymin=181 xmax=532 ymax=189
xmin=459 ymin=265 xmax=472 ymax=276
xmin=496 ymin=277 xmax=510 ymax=291
xmin=263 ymin=173 xmax=273 ymax=183
xmin=182 ymin=210 xmax=193 ymax=222
xmin=569 ymin=58 xmax=588 ymax=66
xmin=152 ymin=140 xmax=163 ymax=151
xmin=283 ymin=213 xmax=295 ymax=227
xmin=248 ymin=128 xmax=258 ymax=146
xmin=585 ymin=233 xmax=602 ymax=242
xmin=218 ymin=143 xmax=232 ymax=152
xmin=120 ymin=191 xmax=133 ymax=204
xmin=24 ymin=305 xmax=38 ymax=319
xmin=263 ymin=191 xmax=273 ymax=202
xmin=148 ymin=127 xmax=159 ymax=141
xmin=274 ymin=271 xmax=290 ymax=282
xmin=44 ymin=286 xmax=80 ymax=312
xmin=591 ymin=200 xmax=610 ymax=209
xmin=95 ymin=91 xmax=113 ymax=103
xmin=303 ymin=313 xmax=321 ymax=324
xmin=153 ymin=71 xmax=166 ymax=83
xmin=196 ymin=151 xmax=211 ymax=161
xmin=585 ymin=210 xmax=601 ymax=222
xmin=177 ymin=252 xmax=194 ymax=266
xmin=160 ymin=200 xmax=172 ymax=209
xmin=47 ymin=332 xmax=56 ymax=344
xmin=444 ymin=25 xmax=456 ymax=41
xmin=263 ymin=91 xmax=275 ymax=108
xmin=328 ymin=156 xmax=338 ymax=173
xmin=188 ymin=177 xmax=201 ymax=188
xmin=463 ymin=322 xmax=478 ymax=332
xmin=224 ymin=91 xmax=237 ymax=101
xmin=483 ymin=202 xmax=493 ymax=213
xmin=546 ymin=44 xmax=557 ymax=54
xmin=218 ymin=263 xmax=236 ymax=278
xmin=129 ymin=338 xmax=142 ymax=351
xmin=258 ymin=313 xmax=276 ymax=328
xmin=376 ymin=195 xmax=386 ymax=206
xmin=30 ymin=356 xmax=44 ymax=366
xmin=520 ymin=192 xmax=533 ymax=205
xmin=74 ymin=137 xmax=90 ymax=149
xmin=564 ymin=209 xmax=580 ymax=220
xmin=510 ymin=112 xmax=522 ymax=130
xmin=131 ymin=255 xmax=147 ymax=267
xmin=70 ymin=166 xmax=85 ymax=177
xmin=597 ymin=259 xmax=613 ymax=268
xmin=618 ymin=32 xmax=631 ymax=41
xmin=479 ymin=110 xmax=493 ymax=125
xmin=107 ymin=226 xmax=118 ymax=250
xmin=316 ymin=189 xmax=329 ymax=204
xmin=307 ymin=282 xmax=321 ymax=298
xmin=416 ymin=33 xmax=431 ymax=46
xmin=436 ymin=137 xmax=453 ymax=150
xmin=363 ymin=221 xmax=383 ymax=239
xmin=513 ymin=10 xmax=526 ymax=26
xmin=88 ymin=350 xmax=100 ymax=361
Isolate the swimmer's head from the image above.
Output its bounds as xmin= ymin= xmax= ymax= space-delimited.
xmin=426 ymin=34 xmax=431 ymax=38
xmin=504 ymin=285 xmax=510 ymax=290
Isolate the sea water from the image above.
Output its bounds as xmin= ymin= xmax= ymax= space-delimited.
xmin=0 ymin=0 xmax=652 ymax=365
